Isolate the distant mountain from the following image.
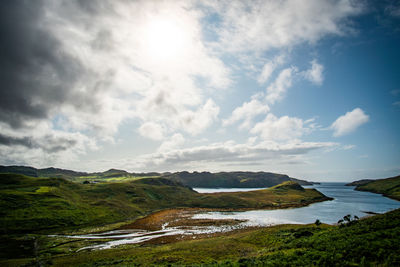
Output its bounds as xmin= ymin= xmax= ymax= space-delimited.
xmin=345 ymin=179 xmax=374 ymax=186
xmin=0 ymin=165 xmax=315 ymax=188
xmin=0 ymin=165 xmax=39 ymax=177
xmin=163 ymin=171 xmax=314 ymax=188
xmin=0 ymin=166 xmax=158 ymax=180
xmin=0 ymin=165 xmax=88 ymax=179
xmin=91 ymin=169 xmax=130 ymax=178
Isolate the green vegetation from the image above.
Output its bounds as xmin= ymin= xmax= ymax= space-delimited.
xmin=4 ymin=208 xmax=399 ymax=266
xmin=164 ymin=171 xmax=313 ymax=188
xmin=192 ymin=181 xmax=330 ymax=209
xmin=0 ymin=165 xmax=314 ymax=187
xmin=0 ymin=174 xmax=328 ymax=235
xmin=0 ymin=173 xmax=330 ymax=265
xmin=346 ymin=179 xmax=373 ymax=186
xmin=0 ymin=165 xmax=160 ymax=183
xmin=353 ymin=175 xmax=400 ymax=200
xmin=0 ymin=175 xmax=194 ymax=234
xmin=1 ymin=171 xmax=399 ymax=266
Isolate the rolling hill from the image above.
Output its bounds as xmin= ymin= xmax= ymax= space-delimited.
xmin=158 ymin=171 xmax=313 ymax=188
xmin=0 ymin=165 xmax=315 ymax=188
xmin=0 ymin=173 xmax=329 ymax=234
xmin=350 ymin=175 xmax=400 ymax=201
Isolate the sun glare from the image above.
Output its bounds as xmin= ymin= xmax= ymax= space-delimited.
xmin=145 ymin=18 xmax=188 ymax=61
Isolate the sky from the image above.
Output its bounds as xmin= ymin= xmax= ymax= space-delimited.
xmin=0 ymin=0 xmax=399 ymax=182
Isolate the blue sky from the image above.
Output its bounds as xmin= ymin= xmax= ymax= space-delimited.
xmin=0 ymin=0 xmax=399 ymax=181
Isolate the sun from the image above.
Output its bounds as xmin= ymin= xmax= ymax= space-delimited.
xmin=145 ymin=18 xmax=188 ymax=61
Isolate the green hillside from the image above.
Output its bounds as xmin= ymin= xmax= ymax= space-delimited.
xmin=0 ymin=165 xmax=314 ymax=187
xmin=164 ymin=171 xmax=313 ymax=188
xmin=9 ymin=207 xmax=400 ymax=266
xmin=0 ymin=174 xmax=329 ymax=234
xmin=0 ymin=165 xmax=159 ymax=182
xmin=346 ymin=179 xmax=373 ymax=186
xmin=354 ymin=175 xmax=400 ymax=200
xmin=0 ymin=174 xmax=195 ymax=234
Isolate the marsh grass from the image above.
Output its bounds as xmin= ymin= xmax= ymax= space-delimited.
xmin=31 ymin=208 xmax=400 ymax=266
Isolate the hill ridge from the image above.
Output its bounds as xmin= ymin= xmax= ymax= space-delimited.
xmin=0 ymin=165 xmax=315 ymax=188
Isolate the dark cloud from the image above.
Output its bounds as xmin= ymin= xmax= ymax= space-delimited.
xmin=0 ymin=132 xmax=78 ymax=153
xmin=0 ymin=0 xmax=110 ymax=129
xmin=42 ymin=136 xmax=78 ymax=153
xmin=0 ymin=133 xmax=35 ymax=148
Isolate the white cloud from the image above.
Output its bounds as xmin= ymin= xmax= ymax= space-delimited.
xmin=251 ymin=114 xmax=313 ymax=141
xmin=303 ymin=60 xmax=324 ymax=85
xmin=342 ymin=144 xmax=356 ymax=150
xmin=207 ymin=0 xmax=363 ymax=53
xmin=179 ymin=99 xmax=220 ymax=135
xmin=0 ymin=0 xmax=233 ymax=163
xmin=129 ymin=140 xmax=336 ymax=171
xmin=393 ymin=101 xmax=400 ymax=107
xmin=139 ymin=122 xmax=164 ymax=141
xmin=258 ymin=54 xmax=286 ymax=84
xmin=0 ymin=0 xmax=371 ymax=174
xmin=158 ymin=133 xmax=185 ymax=152
xmin=331 ymin=108 xmax=369 ymax=137
xmin=223 ymin=98 xmax=269 ymax=129
xmin=266 ymin=67 xmax=296 ymax=104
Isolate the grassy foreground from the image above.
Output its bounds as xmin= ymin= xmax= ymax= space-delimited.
xmin=354 ymin=175 xmax=400 ymax=201
xmin=1 ymin=173 xmax=399 ymax=266
xmin=3 ymin=208 xmax=399 ymax=266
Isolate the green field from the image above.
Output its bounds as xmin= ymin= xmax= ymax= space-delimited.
xmin=0 ymin=174 xmax=329 ymax=235
xmin=0 ymin=173 xmax=330 ymax=265
xmin=2 ymin=173 xmax=400 ymax=266
xmin=2 ymin=208 xmax=400 ymax=266
xmin=354 ymin=175 xmax=400 ymax=200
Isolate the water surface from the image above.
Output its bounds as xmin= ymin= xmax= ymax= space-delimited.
xmin=193 ymin=183 xmax=400 ymax=225
xmin=194 ymin=187 xmax=268 ymax=193
xmin=61 ymin=183 xmax=400 ymax=250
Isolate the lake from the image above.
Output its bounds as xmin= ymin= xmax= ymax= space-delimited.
xmin=62 ymin=183 xmax=400 ymax=250
xmin=193 ymin=183 xmax=400 ymax=225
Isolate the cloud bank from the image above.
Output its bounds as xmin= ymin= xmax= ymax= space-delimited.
xmin=0 ymin=0 xmax=370 ymax=173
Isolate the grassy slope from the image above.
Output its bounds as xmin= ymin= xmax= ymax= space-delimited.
xmin=0 ymin=175 xmax=329 ymax=234
xmin=355 ymin=175 xmax=400 ymax=201
xmin=164 ymin=171 xmax=313 ymax=188
xmin=191 ymin=181 xmax=329 ymax=209
xmin=0 ymin=175 xmax=198 ymax=234
xmin=0 ymin=165 xmax=314 ymax=186
xmin=21 ymin=208 xmax=400 ymax=267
